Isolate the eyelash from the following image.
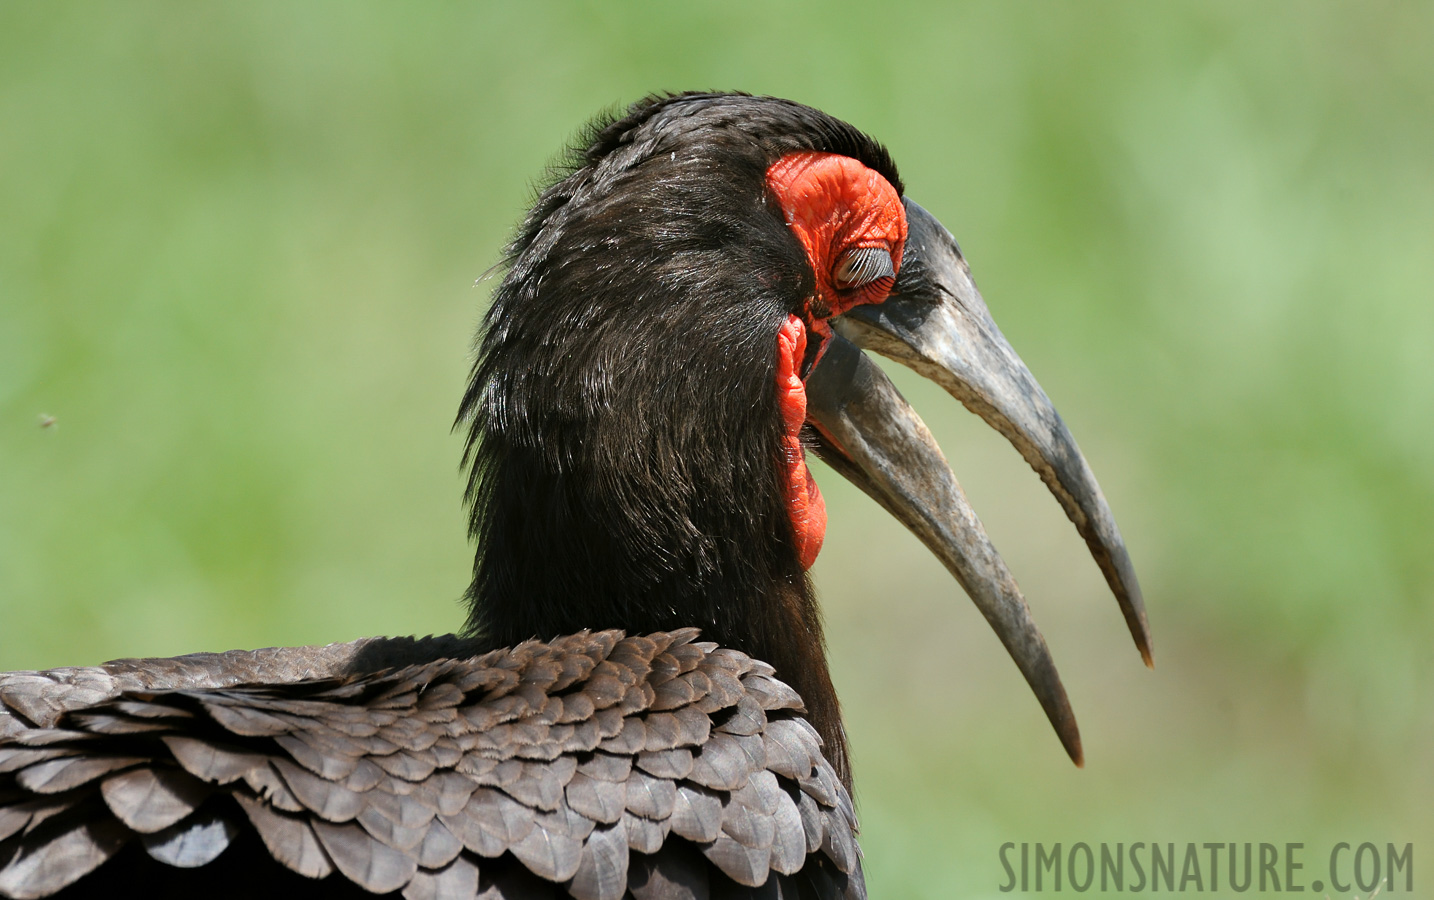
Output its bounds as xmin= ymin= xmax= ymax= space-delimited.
xmin=832 ymin=246 xmax=895 ymax=291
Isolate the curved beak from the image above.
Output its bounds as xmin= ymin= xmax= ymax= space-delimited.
xmin=804 ymin=198 xmax=1152 ymax=766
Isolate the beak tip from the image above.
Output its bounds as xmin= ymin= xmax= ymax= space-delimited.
xmin=1111 ymin=556 xmax=1155 ymax=669
xmin=1131 ymin=606 xmax=1155 ymax=669
xmin=1127 ymin=603 xmax=1154 ymax=668
xmin=1043 ymin=683 xmax=1083 ymax=769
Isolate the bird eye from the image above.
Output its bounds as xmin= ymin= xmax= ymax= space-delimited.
xmin=832 ymin=246 xmax=895 ymax=291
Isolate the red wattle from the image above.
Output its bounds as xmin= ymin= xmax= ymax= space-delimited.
xmin=776 ymin=314 xmax=826 ymax=569
xmin=765 ymin=153 xmax=905 ymax=570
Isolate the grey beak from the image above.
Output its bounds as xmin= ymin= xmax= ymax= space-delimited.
xmin=804 ymin=198 xmax=1152 ymax=766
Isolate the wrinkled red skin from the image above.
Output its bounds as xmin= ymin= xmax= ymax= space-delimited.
xmin=775 ymin=314 xmax=825 ymax=570
xmin=766 ymin=153 xmax=907 ymax=569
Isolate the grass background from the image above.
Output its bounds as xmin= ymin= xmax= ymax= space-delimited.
xmin=2 ymin=3 xmax=1430 ymax=897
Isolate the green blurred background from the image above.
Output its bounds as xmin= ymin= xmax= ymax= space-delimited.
xmin=2 ymin=3 xmax=1430 ymax=897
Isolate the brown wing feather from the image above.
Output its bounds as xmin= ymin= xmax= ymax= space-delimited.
xmin=0 ymin=631 xmax=864 ymax=899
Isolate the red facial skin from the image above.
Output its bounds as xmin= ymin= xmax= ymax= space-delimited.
xmin=766 ymin=153 xmax=908 ymax=570
xmin=776 ymin=314 xmax=825 ymax=570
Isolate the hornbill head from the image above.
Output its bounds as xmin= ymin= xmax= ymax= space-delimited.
xmin=459 ymin=93 xmax=1151 ymax=782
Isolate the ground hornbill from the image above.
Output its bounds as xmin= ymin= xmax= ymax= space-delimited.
xmin=0 ymin=93 xmax=1152 ymax=899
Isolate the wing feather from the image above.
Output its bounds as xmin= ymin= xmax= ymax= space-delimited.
xmin=0 ymin=631 xmax=865 ymax=898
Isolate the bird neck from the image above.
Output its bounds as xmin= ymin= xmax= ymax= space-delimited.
xmin=459 ymin=295 xmax=849 ymax=783
xmin=460 ymin=393 xmax=849 ymax=785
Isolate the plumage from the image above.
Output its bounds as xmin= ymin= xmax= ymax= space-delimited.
xmin=0 ymin=814 xmax=128 ymax=900
xmin=1 ymin=91 xmax=1151 ymax=897
xmin=140 ymin=812 xmax=238 ymax=868
xmin=568 ymin=820 xmax=628 ymax=900
xmin=98 ymin=767 xmax=209 ymax=834
xmin=1 ymin=629 xmax=861 ymax=896
xmin=233 ymin=793 xmax=336 ymax=878
xmin=404 ymin=854 xmax=481 ymax=900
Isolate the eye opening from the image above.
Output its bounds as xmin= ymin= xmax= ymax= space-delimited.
xmin=832 ymin=245 xmax=895 ymax=291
